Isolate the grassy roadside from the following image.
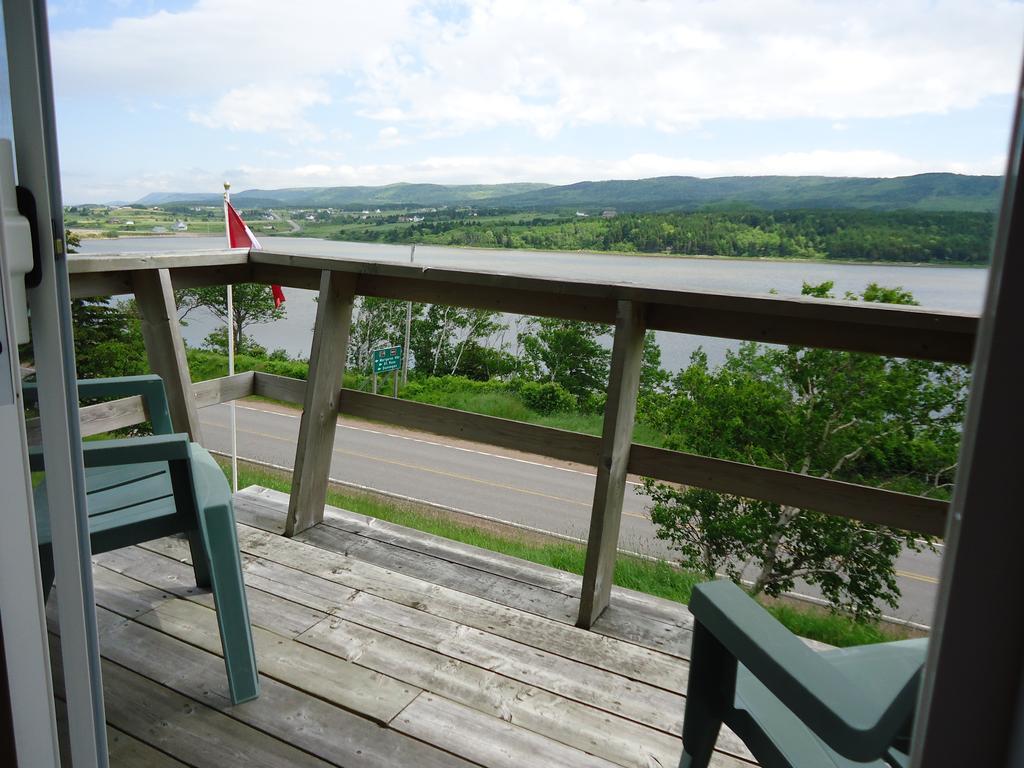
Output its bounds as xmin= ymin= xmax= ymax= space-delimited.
xmin=221 ymin=457 xmax=920 ymax=648
xmin=187 ymin=348 xmax=666 ymax=446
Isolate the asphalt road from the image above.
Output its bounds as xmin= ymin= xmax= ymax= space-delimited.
xmin=199 ymin=401 xmax=941 ymax=627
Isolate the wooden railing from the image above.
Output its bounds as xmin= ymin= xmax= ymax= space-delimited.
xmin=65 ymin=247 xmax=975 ymax=627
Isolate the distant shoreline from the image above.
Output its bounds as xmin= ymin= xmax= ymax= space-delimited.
xmin=76 ymin=233 xmax=990 ymax=269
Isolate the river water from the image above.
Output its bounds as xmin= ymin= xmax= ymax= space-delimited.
xmin=76 ymin=235 xmax=988 ymax=371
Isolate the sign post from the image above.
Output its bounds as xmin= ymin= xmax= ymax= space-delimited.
xmin=372 ymin=346 xmax=403 ymax=398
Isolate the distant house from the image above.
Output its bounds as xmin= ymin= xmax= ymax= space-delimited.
xmin=601 ymin=209 xmax=617 ymax=219
xmin=124 ymin=220 xmax=134 ymax=226
xmin=305 ymin=214 xmax=316 ymax=221
xmin=576 ymin=211 xmax=589 ymax=218
xmin=173 ymin=220 xmax=188 ymax=231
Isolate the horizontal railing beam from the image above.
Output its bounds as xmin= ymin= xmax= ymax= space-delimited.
xmin=68 ymin=249 xmax=978 ymax=362
xmin=26 ymin=372 xmax=257 ymax=443
xmin=246 ymin=249 xmax=976 ymax=362
xmin=251 ymin=372 xmax=948 ymax=536
xmin=627 ymin=444 xmax=948 ymax=537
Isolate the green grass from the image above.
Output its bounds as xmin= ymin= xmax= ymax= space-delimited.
xmin=397 ymin=385 xmax=665 ymax=446
xmin=763 ymin=603 xmax=916 ymax=647
xmin=223 ymin=458 xmax=917 ymax=647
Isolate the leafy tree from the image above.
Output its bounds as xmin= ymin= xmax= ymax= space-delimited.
xmin=200 ymin=327 xmax=268 ymax=359
xmin=410 ymin=304 xmax=504 ymax=377
xmin=640 ymin=281 xmax=967 ymax=620
xmin=518 ymin=317 xmax=611 ymax=409
xmin=70 ymin=298 xmax=148 ymax=379
xmin=176 ymin=284 xmax=285 ymax=352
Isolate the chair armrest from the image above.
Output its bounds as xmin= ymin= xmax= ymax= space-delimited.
xmin=76 ymin=375 xmax=175 ymax=435
xmin=690 ymin=581 xmax=920 ymax=760
xmin=81 ymin=433 xmax=191 ymax=467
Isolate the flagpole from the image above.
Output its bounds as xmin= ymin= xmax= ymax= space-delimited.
xmin=223 ymin=182 xmax=238 ymax=494
xmin=402 ymin=243 xmax=414 ymax=386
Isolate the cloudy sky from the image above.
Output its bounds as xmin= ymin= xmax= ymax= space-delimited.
xmin=45 ymin=0 xmax=1024 ymax=203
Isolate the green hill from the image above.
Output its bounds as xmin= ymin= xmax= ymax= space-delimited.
xmin=134 ymin=173 xmax=1000 ymax=212
xmin=487 ymin=174 xmax=1001 ymax=212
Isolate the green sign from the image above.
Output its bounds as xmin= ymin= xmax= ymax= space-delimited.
xmin=372 ymin=345 xmax=402 ymax=374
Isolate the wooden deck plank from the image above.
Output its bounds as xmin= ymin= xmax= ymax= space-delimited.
xmin=108 ymin=538 xmax=753 ymax=766
xmin=244 ymin=486 xmax=695 ymax=627
xmin=394 ymin=693 xmax=627 ymax=768
xmin=227 ymin=523 xmax=690 ymax=691
xmin=92 ymin=606 xmax=479 ymax=768
xmin=236 ymin=488 xmax=695 ymax=658
xmin=56 ymin=697 xmax=191 ymax=768
xmin=49 ymin=633 xmax=334 ymax=768
xmin=299 ymin=615 xmax=693 ymax=768
xmin=136 ymin=598 xmax=421 ymax=724
xmin=111 ymin=541 xmax=704 ymax=758
xmin=325 ymin=590 xmax=686 ymax=737
xmin=95 ymin=544 xmax=328 ymax=638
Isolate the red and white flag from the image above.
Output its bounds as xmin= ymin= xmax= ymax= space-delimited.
xmin=225 ymin=200 xmax=285 ymax=308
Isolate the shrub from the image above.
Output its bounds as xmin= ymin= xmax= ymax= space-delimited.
xmin=519 ymin=381 xmax=575 ymax=414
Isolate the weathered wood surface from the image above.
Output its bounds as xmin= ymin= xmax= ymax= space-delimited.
xmin=49 ymin=630 xmax=335 ymax=768
xmin=26 ymin=394 xmax=147 ymax=445
xmin=96 ymin=611 xmax=475 ymax=768
xmin=246 ymin=248 xmax=975 ymax=362
xmin=630 ymin=443 xmax=949 ymax=537
xmin=252 ymin=369 xmax=307 ymax=403
xmin=69 ymin=248 xmax=976 ymax=361
xmin=580 ymin=301 xmax=647 ymax=628
xmin=133 ymin=268 xmax=203 ymax=441
xmin=28 ymin=372 xmax=257 ymax=444
xmin=286 ymin=270 xmax=357 ymax=536
xmin=54 ymin=697 xmax=190 ymax=768
xmin=247 ymin=486 xmax=697 ymax=650
xmin=68 ymin=249 xmax=245 ymax=274
xmin=191 ymin=370 xmax=255 ymax=409
xmin=249 ymin=372 xmax=947 ymax=535
xmin=234 ymin=489 xmax=694 ymax=659
xmin=49 ymin=481 xmax=770 ymax=768
xmin=154 ymin=502 xmax=690 ymax=695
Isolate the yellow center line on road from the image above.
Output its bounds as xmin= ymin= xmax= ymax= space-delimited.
xmin=203 ymin=418 xmax=649 ymax=519
xmin=895 ymin=569 xmax=939 ymax=585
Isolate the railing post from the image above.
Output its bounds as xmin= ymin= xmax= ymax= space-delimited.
xmin=577 ymin=300 xmax=646 ymax=628
xmin=285 ymin=270 xmax=356 ymax=536
xmin=133 ymin=268 xmax=203 ymax=441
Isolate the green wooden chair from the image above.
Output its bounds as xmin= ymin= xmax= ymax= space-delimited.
xmin=679 ymin=580 xmax=926 ymax=768
xmin=28 ymin=375 xmax=260 ymax=705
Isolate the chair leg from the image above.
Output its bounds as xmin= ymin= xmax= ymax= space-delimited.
xmin=678 ymin=622 xmax=737 ymax=768
xmin=195 ymin=500 xmax=259 ymax=705
xmin=186 ymin=530 xmax=212 ymax=589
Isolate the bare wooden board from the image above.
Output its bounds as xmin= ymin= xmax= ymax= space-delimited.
xmin=192 ymin=371 xmax=256 ymax=410
xmin=233 ymin=495 xmax=696 ymax=667
xmin=49 ymin=631 xmax=334 ymax=768
xmin=95 ymin=546 xmax=327 ymax=639
xmin=93 ymin=608 xmax=477 ymax=768
xmin=55 ymin=697 xmax=190 ymax=768
xmin=312 ymin=588 xmax=687 ymax=737
xmin=136 ymin=598 xmax=420 ymax=723
xmin=298 ymin=521 xmax=582 ymax=623
xmin=300 ymin=617 xmax=691 ymax=768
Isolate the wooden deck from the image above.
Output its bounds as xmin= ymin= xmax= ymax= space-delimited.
xmin=49 ymin=486 xmax=758 ymax=768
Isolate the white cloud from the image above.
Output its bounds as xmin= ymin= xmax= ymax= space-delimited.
xmin=188 ymin=82 xmax=331 ymax=140
xmin=53 ymin=0 xmax=1024 ymax=142
xmin=354 ymin=0 xmax=1024 ymax=136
